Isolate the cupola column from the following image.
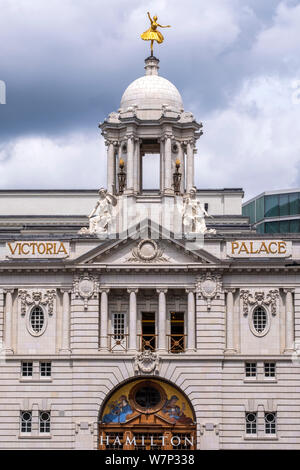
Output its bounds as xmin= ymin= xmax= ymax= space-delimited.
xmin=164 ymin=135 xmax=172 ymax=194
xmin=125 ymin=136 xmax=134 ymax=194
xmin=178 ymin=142 xmax=185 ymax=193
xmin=133 ymin=138 xmax=140 ymax=194
xmin=106 ymin=140 xmax=116 ymax=194
xmin=186 ymin=139 xmax=195 ymax=192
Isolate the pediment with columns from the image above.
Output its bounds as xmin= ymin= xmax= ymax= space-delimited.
xmin=73 ymin=219 xmax=222 ymax=267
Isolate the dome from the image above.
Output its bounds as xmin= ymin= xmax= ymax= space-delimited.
xmin=120 ymin=57 xmax=184 ymax=113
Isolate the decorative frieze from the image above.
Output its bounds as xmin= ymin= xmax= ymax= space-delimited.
xmin=240 ymin=289 xmax=279 ymax=317
xmin=73 ymin=274 xmax=99 ymax=310
xmin=196 ymin=272 xmax=222 ymax=310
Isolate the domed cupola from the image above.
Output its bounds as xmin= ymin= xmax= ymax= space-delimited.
xmin=120 ymin=57 xmax=184 ymax=119
xmin=100 ymin=56 xmax=203 ymax=197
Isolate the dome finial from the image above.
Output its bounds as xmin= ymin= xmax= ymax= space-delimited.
xmin=141 ymin=12 xmax=171 ymax=56
xmin=144 ymin=56 xmax=160 ymax=76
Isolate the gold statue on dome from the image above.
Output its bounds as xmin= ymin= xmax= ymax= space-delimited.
xmin=141 ymin=12 xmax=171 ymax=56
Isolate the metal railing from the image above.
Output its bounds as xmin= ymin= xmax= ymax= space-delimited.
xmin=167 ymin=334 xmax=187 ymax=353
xmin=137 ymin=334 xmax=158 ymax=351
xmin=108 ymin=334 xmax=128 ymax=352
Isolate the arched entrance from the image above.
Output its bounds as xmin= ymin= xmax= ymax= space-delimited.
xmin=98 ymin=378 xmax=196 ymax=450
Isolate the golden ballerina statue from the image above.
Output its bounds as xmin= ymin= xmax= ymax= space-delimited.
xmin=141 ymin=12 xmax=171 ymax=56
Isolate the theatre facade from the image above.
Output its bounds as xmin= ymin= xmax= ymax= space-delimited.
xmin=0 ymin=55 xmax=300 ymax=450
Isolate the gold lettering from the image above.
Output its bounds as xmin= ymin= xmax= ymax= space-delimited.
xmin=249 ymin=242 xmax=258 ymax=254
xmin=231 ymin=242 xmax=239 ymax=254
xmin=258 ymin=241 xmax=269 ymax=254
xmin=46 ymin=243 xmax=54 ymax=255
xmin=278 ymin=241 xmax=287 ymax=254
xmin=57 ymin=242 xmax=67 ymax=255
xmin=268 ymin=242 xmax=278 ymax=254
xmin=21 ymin=243 xmax=30 ymax=255
xmin=31 ymin=242 xmax=36 ymax=255
xmin=7 ymin=242 xmax=18 ymax=255
xmin=238 ymin=242 xmax=249 ymax=254
xmin=37 ymin=243 xmax=46 ymax=255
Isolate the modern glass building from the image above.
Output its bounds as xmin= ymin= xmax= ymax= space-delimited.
xmin=242 ymin=189 xmax=300 ymax=233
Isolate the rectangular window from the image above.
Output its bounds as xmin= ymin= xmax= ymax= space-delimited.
xmin=265 ymin=194 xmax=279 ymax=218
xmin=255 ymin=197 xmax=264 ymax=222
xmin=265 ymin=412 xmax=276 ymax=434
xmin=279 ymin=220 xmax=290 ymax=233
xmin=245 ymin=362 xmax=257 ymax=377
xmin=141 ymin=311 xmax=156 ymax=351
xmin=290 ymin=219 xmax=300 ymax=233
xmin=264 ymin=362 xmax=276 ymax=378
xmin=39 ymin=411 xmax=51 ymax=433
xmin=246 ymin=412 xmax=257 ymax=434
xmin=265 ymin=221 xmax=279 ymax=234
xmin=40 ymin=362 xmax=52 ymax=378
xmin=21 ymin=362 xmax=33 ymax=377
xmin=113 ymin=313 xmax=125 ymax=340
xmin=204 ymin=203 xmax=209 ymax=212
xmin=20 ymin=411 xmax=32 ymax=433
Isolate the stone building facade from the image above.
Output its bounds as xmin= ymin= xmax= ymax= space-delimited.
xmin=0 ymin=56 xmax=299 ymax=450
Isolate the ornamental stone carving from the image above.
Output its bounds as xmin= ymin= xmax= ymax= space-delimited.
xmin=240 ymin=289 xmax=279 ymax=317
xmin=18 ymin=289 xmax=56 ymax=316
xmin=73 ymin=274 xmax=99 ymax=310
xmin=134 ymin=350 xmax=159 ymax=375
xmin=78 ymin=188 xmax=118 ymax=236
xmin=127 ymin=239 xmax=169 ymax=263
xmin=196 ymin=272 xmax=222 ymax=310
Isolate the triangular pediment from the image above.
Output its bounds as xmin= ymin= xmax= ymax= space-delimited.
xmin=73 ymin=219 xmax=221 ymax=266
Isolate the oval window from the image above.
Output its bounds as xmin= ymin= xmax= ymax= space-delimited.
xmin=252 ymin=306 xmax=268 ymax=334
xmin=135 ymin=386 xmax=161 ymax=409
xmin=30 ymin=306 xmax=45 ymax=334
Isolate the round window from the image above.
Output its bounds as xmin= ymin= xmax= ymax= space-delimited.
xmin=252 ymin=306 xmax=268 ymax=335
xmin=30 ymin=306 xmax=45 ymax=334
xmin=135 ymin=386 xmax=161 ymax=409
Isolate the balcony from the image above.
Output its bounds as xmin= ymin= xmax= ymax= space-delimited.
xmin=167 ymin=334 xmax=187 ymax=354
xmin=138 ymin=334 xmax=158 ymax=352
xmin=108 ymin=334 xmax=128 ymax=352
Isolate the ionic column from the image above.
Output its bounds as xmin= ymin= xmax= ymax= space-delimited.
xmin=186 ymin=139 xmax=195 ymax=192
xmin=106 ymin=140 xmax=116 ymax=194
xmin=99 ymin=289 xmax=110 ymax=351
xmin=225 ymin=288 xmax=236 ymax=353
xmin=164 ymin=136 xmax=172 ymax=194
xmin=125 ymin=136 xmax=134 ymax=194
xmin=4 ymin=289 xmax=14 ymax=353
xmin=186 ymin=289 xmax=196 ymax=351
xmin=157 ymin=289 xmax=167 ymax=351
xmin=284 ymin=289 xmax=294 ymax=352
xmin=128 ymin=288 xmax=138 ymax=351
xmin=60 ymin=289 xmax=71 ymax=353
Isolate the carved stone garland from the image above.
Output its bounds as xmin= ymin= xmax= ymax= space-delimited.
xmin=73 ymin=274 xmax=99 ymax=310
xmin=240 ymin=289 xmax=279 ymax=316
xmin=196 ymin=272 xmax=222 ymax=310
xmin=18 ymin=289 xmax=56 ymax=316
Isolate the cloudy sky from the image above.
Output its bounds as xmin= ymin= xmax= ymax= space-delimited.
xmin=0 ymin=0 xmax=300 ymax=201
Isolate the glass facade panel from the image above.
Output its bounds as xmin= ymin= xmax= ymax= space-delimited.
xmin=289 ymin=193 xmax=300 ymax=215
xmin=256 ymin=223 xmax=265 ymax=234
xmin=243 ymin=201 xmax=256 ymax=224
xmin=279 ymin=194 xmax=289 ymax=216
xmin=290 ymin=219 xmax=300 ymax=232
xmin=265 ymin=195 xmax=279 ymax=217
xmin=279 ymin=220 xmax=289 ymax=233
xmin=265 ymin=221 xmax=279 ymax=233
xmin=255 ymin=197 xmax=264 ymax=222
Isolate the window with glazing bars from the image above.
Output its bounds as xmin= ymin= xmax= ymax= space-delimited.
xmin=245 ymin=412 xmax=257 ymax=434
xmin=39 ymin=411 xmax=51 ymax=433
xmin=40 ymin=362 xmax=52 ymax=377
xmin=22 ymin=362 xmax=33 ymax=377
xmin=253 ymin=306 xmax=267 ymax=333
xmin=20 ymin=411 xmax=32 ymax=433
xmin=245 ymin=362 xmax=257 ymax=377
xmin=113 ymin=313 xmax=125 ymax=340
xmin=264 ymin=362 xmax=276 ymax=377
xmin=265 ymin=412 xmax=276 ymax=434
